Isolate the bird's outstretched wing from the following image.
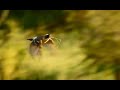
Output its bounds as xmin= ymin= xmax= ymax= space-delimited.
xmin=29 ymin=42 xmax=41 ymax=57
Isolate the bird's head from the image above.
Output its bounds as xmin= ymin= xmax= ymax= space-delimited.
xmin=44 ymin=34 xmax=50 ymax=39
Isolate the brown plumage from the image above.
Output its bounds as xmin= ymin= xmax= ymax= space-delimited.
xmin=27 ymin=34 xmax=56 ymax=57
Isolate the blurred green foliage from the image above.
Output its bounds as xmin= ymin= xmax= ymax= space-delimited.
xmin=0 ymin=10 xmax=119 ymax=80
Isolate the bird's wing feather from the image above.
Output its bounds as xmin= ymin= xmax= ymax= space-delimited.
xmin=29 ymin=42 xmax=41 ymax=56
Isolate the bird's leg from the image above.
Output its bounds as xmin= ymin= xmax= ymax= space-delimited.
xmin=44 ymin=38 xmax=55 ymax=44
xmin=44 ymin=38 xmax=50 ymax=44
xmin=49 ymin=38 xmax=55 ymax=44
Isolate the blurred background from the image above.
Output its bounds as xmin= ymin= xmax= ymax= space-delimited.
xmin=0 ymin=10 xmax=119 ymax=80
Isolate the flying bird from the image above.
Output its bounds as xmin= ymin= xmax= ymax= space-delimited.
xmin=27 ymin=34 xmax=56 ymax=57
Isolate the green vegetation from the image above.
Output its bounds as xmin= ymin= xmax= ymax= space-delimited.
xmin=0 ymin=10 xmax=119 ymax=80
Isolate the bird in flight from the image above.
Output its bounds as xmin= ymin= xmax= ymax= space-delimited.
xmin=27 ymin=34 xmax=57 ymax=57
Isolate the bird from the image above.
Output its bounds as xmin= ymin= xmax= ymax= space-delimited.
xmin=27 ymin=34 xmax=56 ymax=57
